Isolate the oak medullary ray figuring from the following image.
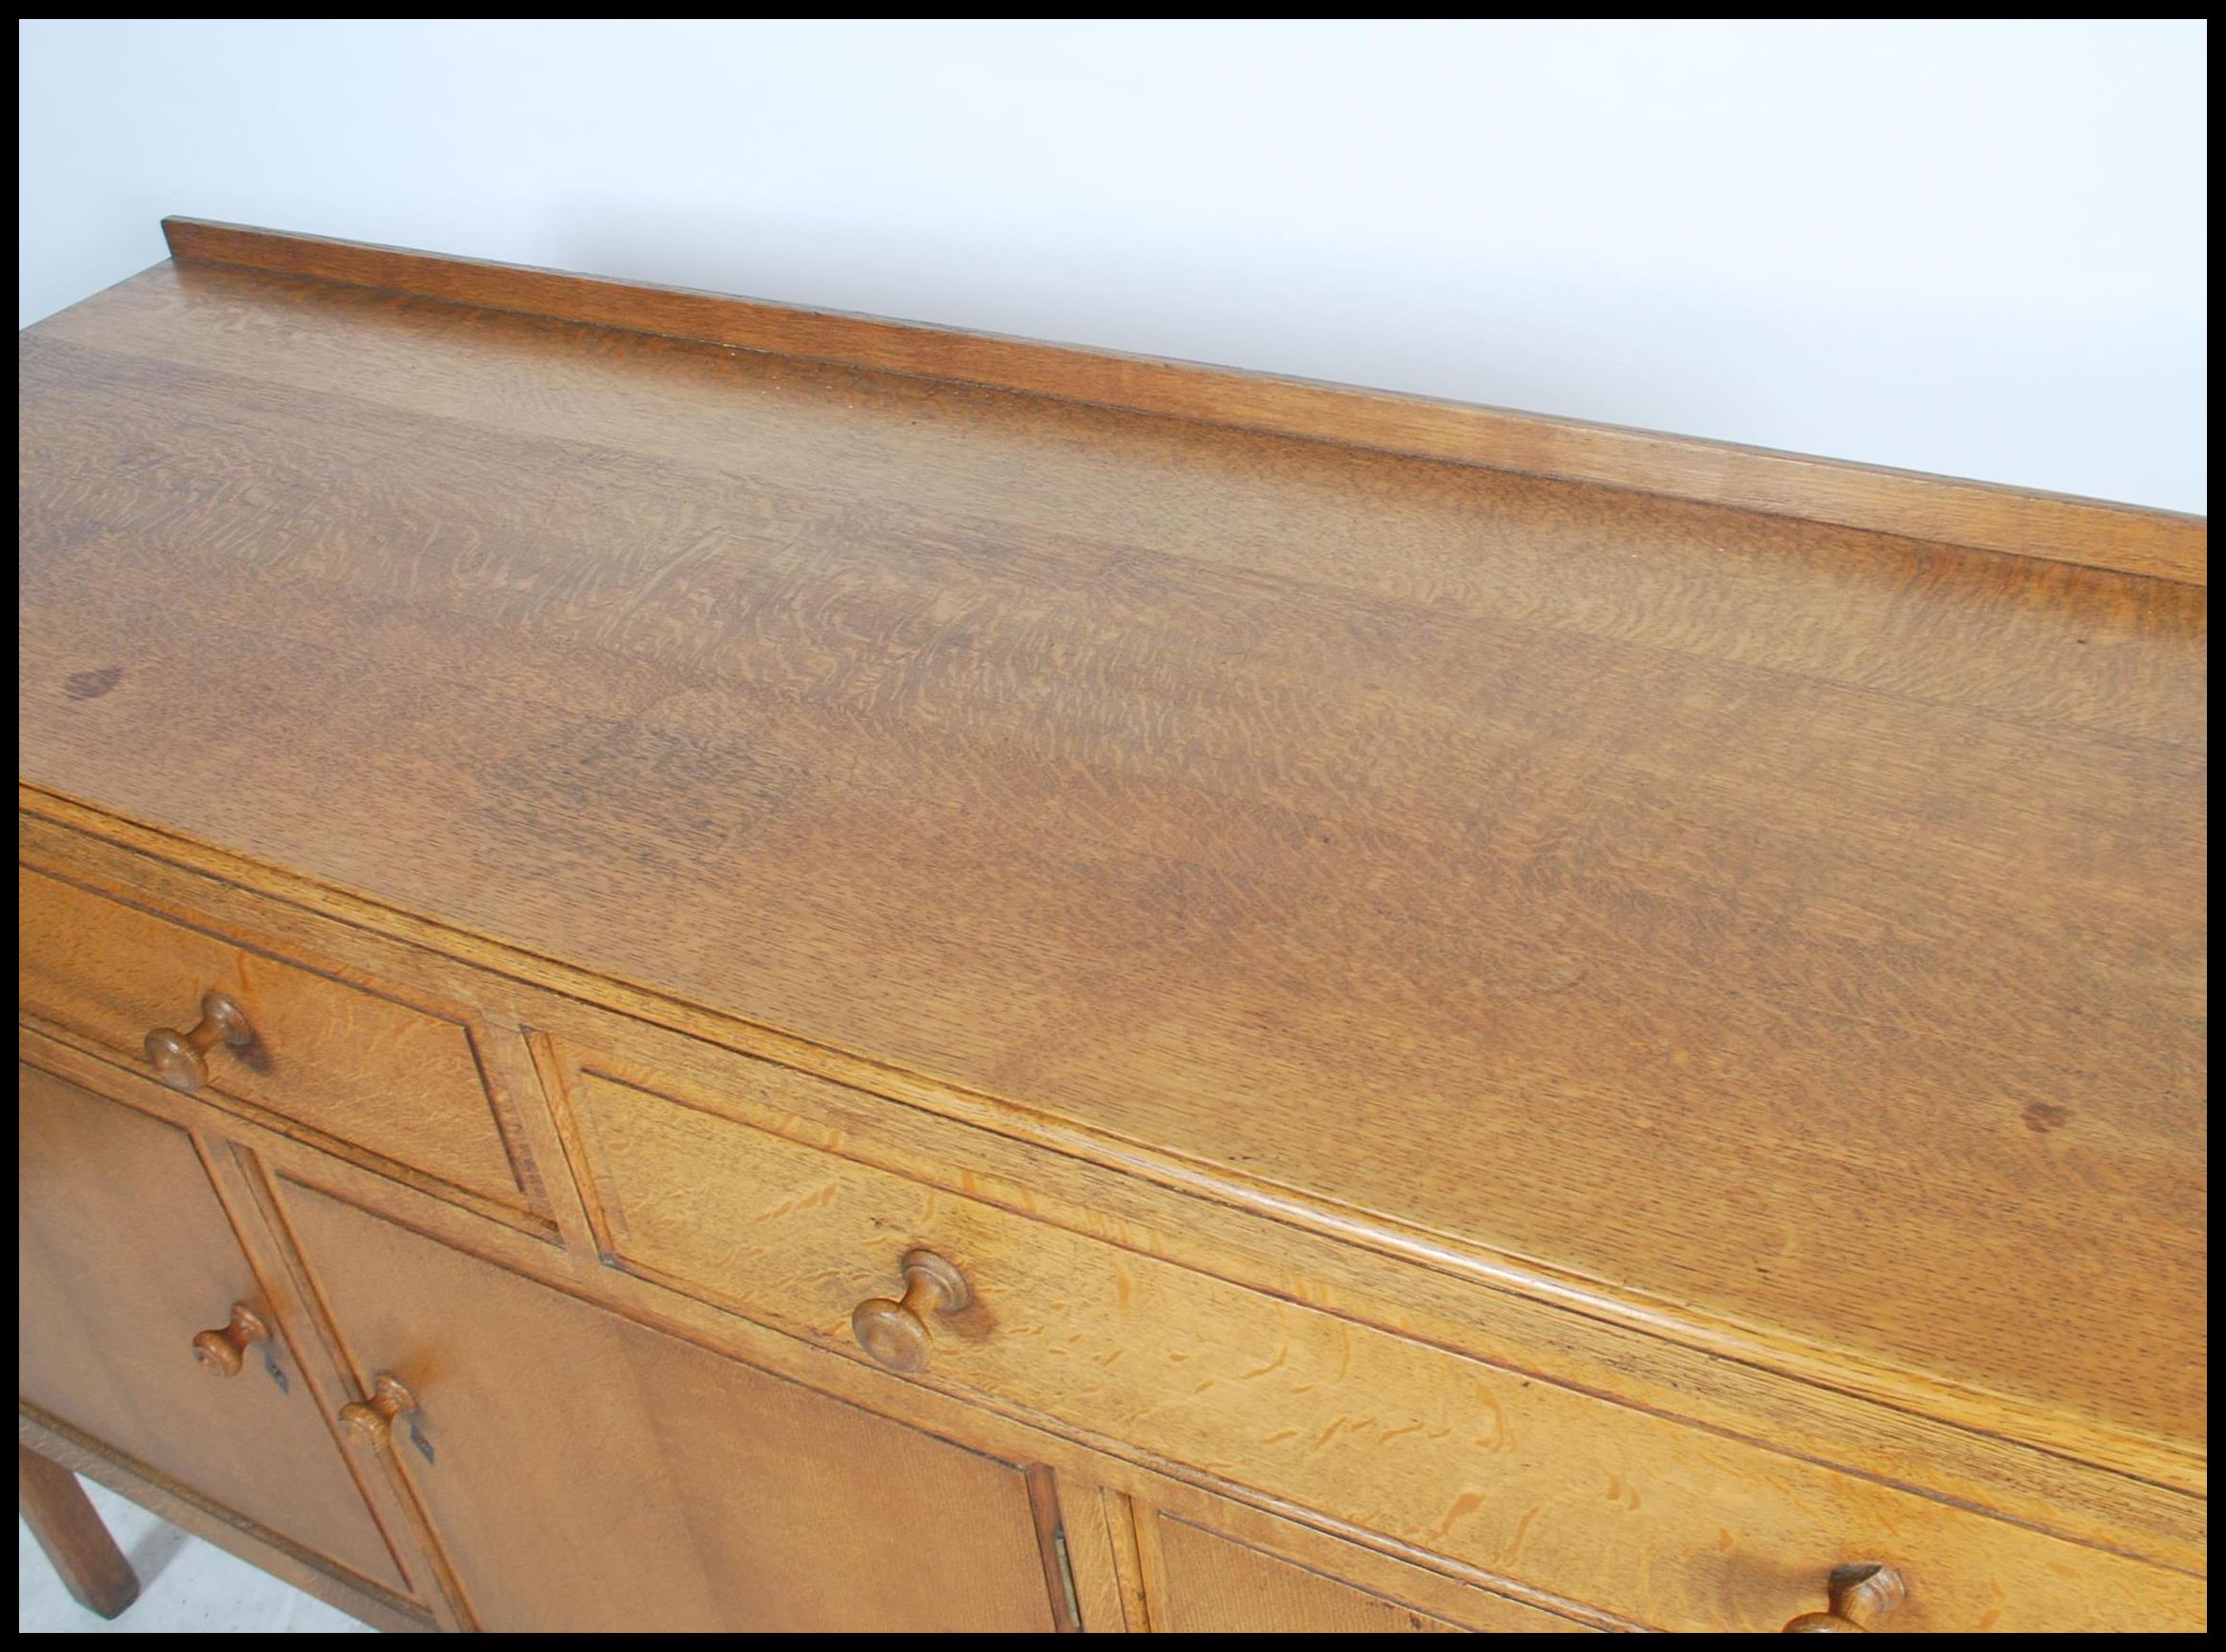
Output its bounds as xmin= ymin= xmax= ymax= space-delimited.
xmin=18 ymin=218 xmax=2204 ymax=1632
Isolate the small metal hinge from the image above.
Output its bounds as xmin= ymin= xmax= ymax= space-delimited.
xmin=1052 ymin=1526 xmax=1083 ymax=1631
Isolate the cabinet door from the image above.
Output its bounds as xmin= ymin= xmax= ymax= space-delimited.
xmin=1130 ymin=1492 xmax=1588 ymax=1634
xmin=16 ymin=1063 xmax=408 ymax=1594
xmin=279 ymin=1177 xmax=1069 ymax=1632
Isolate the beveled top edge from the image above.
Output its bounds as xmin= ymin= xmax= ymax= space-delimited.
xmin=157 ymin=215 xmax=2205 ymax=588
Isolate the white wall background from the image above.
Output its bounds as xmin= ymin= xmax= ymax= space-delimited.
xmin=18 ymin=19 xmax=2208 ymax=513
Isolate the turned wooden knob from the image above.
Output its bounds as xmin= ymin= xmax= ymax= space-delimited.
xmin=190 ymin=1302 xmax=271 ymax=1378
xmin=337 ymin=1374 xmax=420 ymax=1452
xmin=144 ymin=990 xmax=253 ymax=1094
xmin=1784 ymin=1563 xmax=1908 ymax=1632
xmin=850 ymin=1249 xmax=972 ymax=1374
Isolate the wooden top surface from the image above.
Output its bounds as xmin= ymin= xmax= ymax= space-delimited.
xmin=18 ymin=226 xmax=2207 ymax=1485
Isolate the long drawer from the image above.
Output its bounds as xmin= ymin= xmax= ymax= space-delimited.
xmin=556 ymin=1040 xmax=2202 ymax=1634
xmin=18 ymin=864 xmax=541 ymax=1221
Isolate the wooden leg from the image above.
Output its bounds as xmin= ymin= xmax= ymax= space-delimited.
xmin=19 ymin=1441 xmax=141 ymax=1619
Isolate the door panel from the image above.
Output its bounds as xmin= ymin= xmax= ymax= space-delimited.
xmin=278 ymin=1175 xmax=1063 ymax=1632
xmin=16 ymin=1062 xmax=408 ymax=1594
xmin=1132 ymin=1491 xmax=1589 ymax=1634
xmin=1155 ymin=1517 xmax=1462 ymax=1633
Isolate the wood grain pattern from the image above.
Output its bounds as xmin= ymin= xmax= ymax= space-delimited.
xmin=1782 ymin=1561 xmax=1908 ymax=1633
xmin=1101 ymin=1489 xmax=1155 ymax=1630
xmin=18 ymin=220 xmax=2208 ymax=1634
xmin=189 ymin=1126 xmax=469 ymax=1630
xmin=189 ymin=1301 xmax=272 ymax=1378
xmin=334 ymin=1373 xmax=420 ymax=1454
xmin=143 ymin=989 xmax=253 ymax=1096
xmin=1146 ymin=1513 xmax=1464 ymax=1634
xmin=18 ymin=866 xmax=543 ymax=1221
xmin=157 ymin=216 xmax=2206 ymax=584
xmin=18 ymin=1015 xmax=1638 ymax=1633
xmin=849 ymin=1248 xmax=974 ymax=1374
xmin=16 ymin=1062 xmax=409 ymax=1595
xmin=23 ymin=802 xmax=2202 ymax=1577
xmin=18 ymin=1441 xmax=140 ymax=1620
xmin=273 ymin=1175 xmax=1070 ymax=1633
xmin=16 ymin=246 xmax=2206 ymax=1493
xmin=558 ymin=1054 xmax=2201 ymax=1634
xmin=1120 ymin=1482 xmax=1588 ymax=1634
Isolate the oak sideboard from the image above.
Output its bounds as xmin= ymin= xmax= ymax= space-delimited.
xmin=18 ymin=218 xmax=2206 ymax=1633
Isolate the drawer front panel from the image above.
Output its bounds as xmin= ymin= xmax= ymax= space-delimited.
xmin=18 ymin=866 xmax=537 ymax=1218
xmin=563 ymin=1050 xmax=2202 ymax=1634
